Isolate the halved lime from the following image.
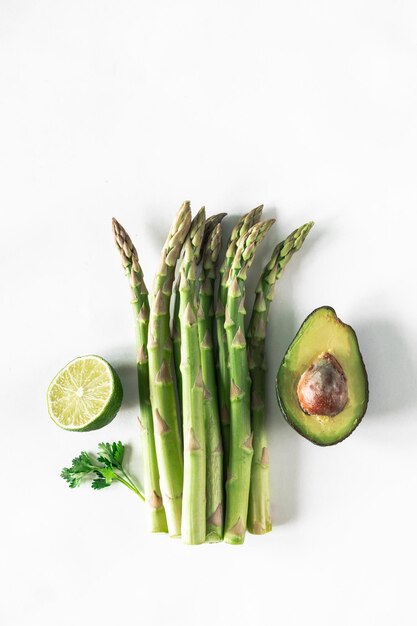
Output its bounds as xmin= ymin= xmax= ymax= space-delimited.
xmin=47 ymin=355 xmax=123 ymax=431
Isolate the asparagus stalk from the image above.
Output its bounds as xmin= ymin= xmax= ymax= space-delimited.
xmin=172 ymin=213 xmax=226 ymax=415
xmin=172 ymin=275 xmax=182 ymax=409
xmin=179 ymin=207 xmax=206 ymax=544
xmin=247 ymin=222 xmax=314 ymax=535
xmin=198 ymin=221 xmax=225 ymax=542
xmin=112 ymin=219 xmax=168 ymax=533
xmin=224 ymin=219 xmax=275 ymax=545
xmin=148 ymin=201 xmax=191 ymax=537
xmin=216 ymin=206 xmax=263 ymax=466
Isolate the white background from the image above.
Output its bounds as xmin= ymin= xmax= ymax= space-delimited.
xmin=1 ymin=2 xmax=416 ymax=625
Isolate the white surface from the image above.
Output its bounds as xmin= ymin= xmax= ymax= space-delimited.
xmin=1 ymin=2 xmax=417 ymax=625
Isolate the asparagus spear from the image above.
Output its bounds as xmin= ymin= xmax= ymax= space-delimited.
xmin=172 ymin=276 xmax=182 ymax=409
xmin=112 ymin=219 xmax=168 ymax=533
xmin=172 ymin=213 xmax=226 ymax=415
xmin=247 ymin=221 xmax=314 ymax=535
xmin=216 ymin=206 xmax=263 ymax=466
xmin=224 ymin=219 xmax=275 ymax=545
xmin=198 ymin=222 xmax=224 ymax=542
xmin=179 ymin=207 xmax=206 ymax=544
xmin=199 ymin=213 xmax=227 ymax=263
xmin=148 ymin=201 xmax=191 ymax=537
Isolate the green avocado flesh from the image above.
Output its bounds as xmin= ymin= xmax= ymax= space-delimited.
xmin=276 ymin=306 xmax=368 ymax=446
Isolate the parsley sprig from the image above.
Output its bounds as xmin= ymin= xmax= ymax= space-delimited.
xmin=61 ymin=441 xmax=144 ymax=501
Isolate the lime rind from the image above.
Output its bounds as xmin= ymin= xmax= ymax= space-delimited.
xmin=47 ymin=355 xmax=123 ymax=432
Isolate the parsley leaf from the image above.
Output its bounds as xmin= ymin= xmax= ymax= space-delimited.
xmin=61 ymin=452 xmax=96 ymax=488
xmin=60 ymin=442 xmax=144 ymax=501
xmin=97 ymin=441 xmax=124 ymax=469
xmin=99 ymin=466 xmax=118 ymax=484
xmin=91 ymin=476 xmax=110 ymax=490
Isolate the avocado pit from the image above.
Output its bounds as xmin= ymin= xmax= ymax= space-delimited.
xmin=297 ymin=352 xmax=348 ymax=417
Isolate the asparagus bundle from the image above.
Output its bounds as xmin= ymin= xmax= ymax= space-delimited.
xmin=199 ymin=222 xmax=224 ymax=542
xmin=247 ymin=222 xmax=314 ymax=535
xmin=110 ymin=201 xmax=313 ymax=545
xmin=112 ymin=219 xmax=168 ymax=533
xmin=224 ymin=219 xmax=275 ymax=544
xmin=147 ymin=202 xmax=191 ymax=537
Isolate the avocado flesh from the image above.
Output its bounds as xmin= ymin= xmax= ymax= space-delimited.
xmin=276 ymin=306 xmax=368 ymax=446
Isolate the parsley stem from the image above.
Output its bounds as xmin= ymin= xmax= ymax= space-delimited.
xmin=120 ymin=467 xmax=144 ymax=495
xmin=114 ymin=473 xmax=145 ymax=501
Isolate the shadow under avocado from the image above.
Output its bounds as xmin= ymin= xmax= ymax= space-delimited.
xmin=354 ymin=318 xmax=415 ymax=418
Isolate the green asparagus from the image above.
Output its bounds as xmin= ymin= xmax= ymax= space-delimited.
xmin=224 ymin=219 xmax=275 ymax=545
xmin=179 ymin=207 xmax=206 ymax=544
xmin=216 ymin=206 xmax=263 ymax=466
xmin=172 ymin=274 xmax=182 ymax=410
xmin=198 ymin=221 xmax=225 ymax=542
xmin=148 ymin=202 xmax=191 ymax=537
xmin=247 ymin=221 xmax=314 ymax=534
xmin=112 ymin=218 xmax=168 ymax=533
xmin=172 ymin=212 xmax=227 ymax=414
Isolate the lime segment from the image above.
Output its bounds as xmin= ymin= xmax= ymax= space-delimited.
xmin=47 ymin=355 xmax=123 ymax=431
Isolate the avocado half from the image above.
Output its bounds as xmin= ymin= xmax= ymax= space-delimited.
xmin=276 ymin=306 xmax=368 ymax=446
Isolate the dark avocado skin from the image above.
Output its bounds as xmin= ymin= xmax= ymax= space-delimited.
xmin=276 ymin=306 xmax=369 ymax=446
